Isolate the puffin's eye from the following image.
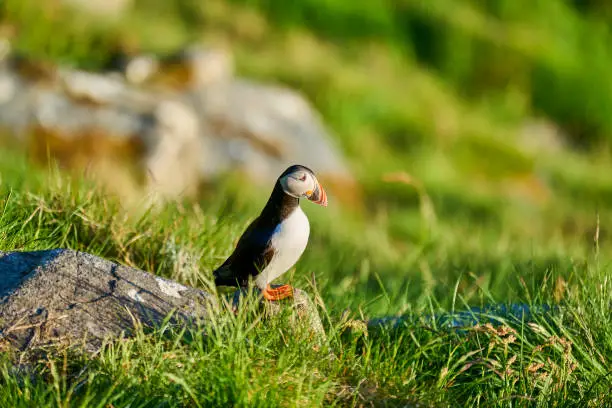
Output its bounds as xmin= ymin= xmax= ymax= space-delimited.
xmin=298 ymin=174 xmax=307 ymax=182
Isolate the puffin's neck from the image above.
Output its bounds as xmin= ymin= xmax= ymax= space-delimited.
xmin=260 ymin=181 xmax=300 ymax=225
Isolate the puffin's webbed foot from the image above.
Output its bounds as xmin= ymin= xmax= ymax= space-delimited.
xmin=262 ymin=284 xmax=294 ymax=301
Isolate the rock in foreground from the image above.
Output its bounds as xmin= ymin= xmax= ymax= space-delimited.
xmin=0 ymin=249 xmax=324 ymax=358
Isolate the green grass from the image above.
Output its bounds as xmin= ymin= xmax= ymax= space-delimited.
xmin=1 ymin=0 xmax=612 ymax=405
xmin=0 ymin=153 xmax=610 ymax=407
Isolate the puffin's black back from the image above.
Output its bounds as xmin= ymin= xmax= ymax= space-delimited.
xmin=212 ymin=218 xmax=277 ymax=286
xmin=213 ymin=166 xmax=311 ymax=287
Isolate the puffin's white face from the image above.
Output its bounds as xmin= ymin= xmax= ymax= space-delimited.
xmin=280 ymin=168 xmax=328 ymax=206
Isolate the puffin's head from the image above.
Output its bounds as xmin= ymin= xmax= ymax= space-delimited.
xmin=279 ymin=165 xmax=328 ymax=207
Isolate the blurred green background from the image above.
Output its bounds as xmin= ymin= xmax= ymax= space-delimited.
xmin=1 ymin=0 xmax=611 ymax=312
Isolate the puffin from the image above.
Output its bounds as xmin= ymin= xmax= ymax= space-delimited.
xmin=213 ymin=165 xmax=328 ymax=301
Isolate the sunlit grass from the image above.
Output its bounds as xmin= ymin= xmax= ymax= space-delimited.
xmin=0 ymin=153 xmax=610 ymax=406
xmin=1 ymin=0 xmax=612 ymax=404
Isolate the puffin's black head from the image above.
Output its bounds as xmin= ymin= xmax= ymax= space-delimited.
xmin=278 ymin=164 xmax=328 ymax=207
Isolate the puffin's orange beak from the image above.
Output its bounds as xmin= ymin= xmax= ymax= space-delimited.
xmin=308 ymin=181 xmax=328 ymax=207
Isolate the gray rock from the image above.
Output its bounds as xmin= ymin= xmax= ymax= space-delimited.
xmin=192 ymin=79 xmax=351 ymax=183
xmin=32 ymin=88 xmax=146 ymax=137
xmin=0 ymin=64 xmax=36 ymax=137
xmin=144 ymin=99 xmax=204 ymax=200
xmin=58 ymin=68 xmax=156 ymax=109
xmin=0 ymin=47 xmax=355 ymax=203
xmin=7 ymin=66 xmax=203 ymax=201
xmin=0 ymin=249 xmax=325 ymax=358
xmin=0 ymin=249 xmax=214 ymax=355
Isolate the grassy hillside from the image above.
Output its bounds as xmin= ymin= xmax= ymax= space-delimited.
xmin=0 ymin=0 xmax=611 ymax=406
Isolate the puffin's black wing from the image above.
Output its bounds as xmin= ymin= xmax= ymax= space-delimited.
xmin=213 ymin=217 xmax=277 ymax=287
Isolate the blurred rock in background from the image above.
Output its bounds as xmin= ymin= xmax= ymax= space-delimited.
xmin=0 ymin=44 xmax=354 ymax=205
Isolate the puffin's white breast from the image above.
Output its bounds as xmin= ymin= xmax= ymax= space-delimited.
xmin=255 ymin=206 xmax=310 ymax=288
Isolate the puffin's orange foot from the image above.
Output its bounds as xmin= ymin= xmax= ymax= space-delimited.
xmin=262 ymin=284 xmax=294 ymax=301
